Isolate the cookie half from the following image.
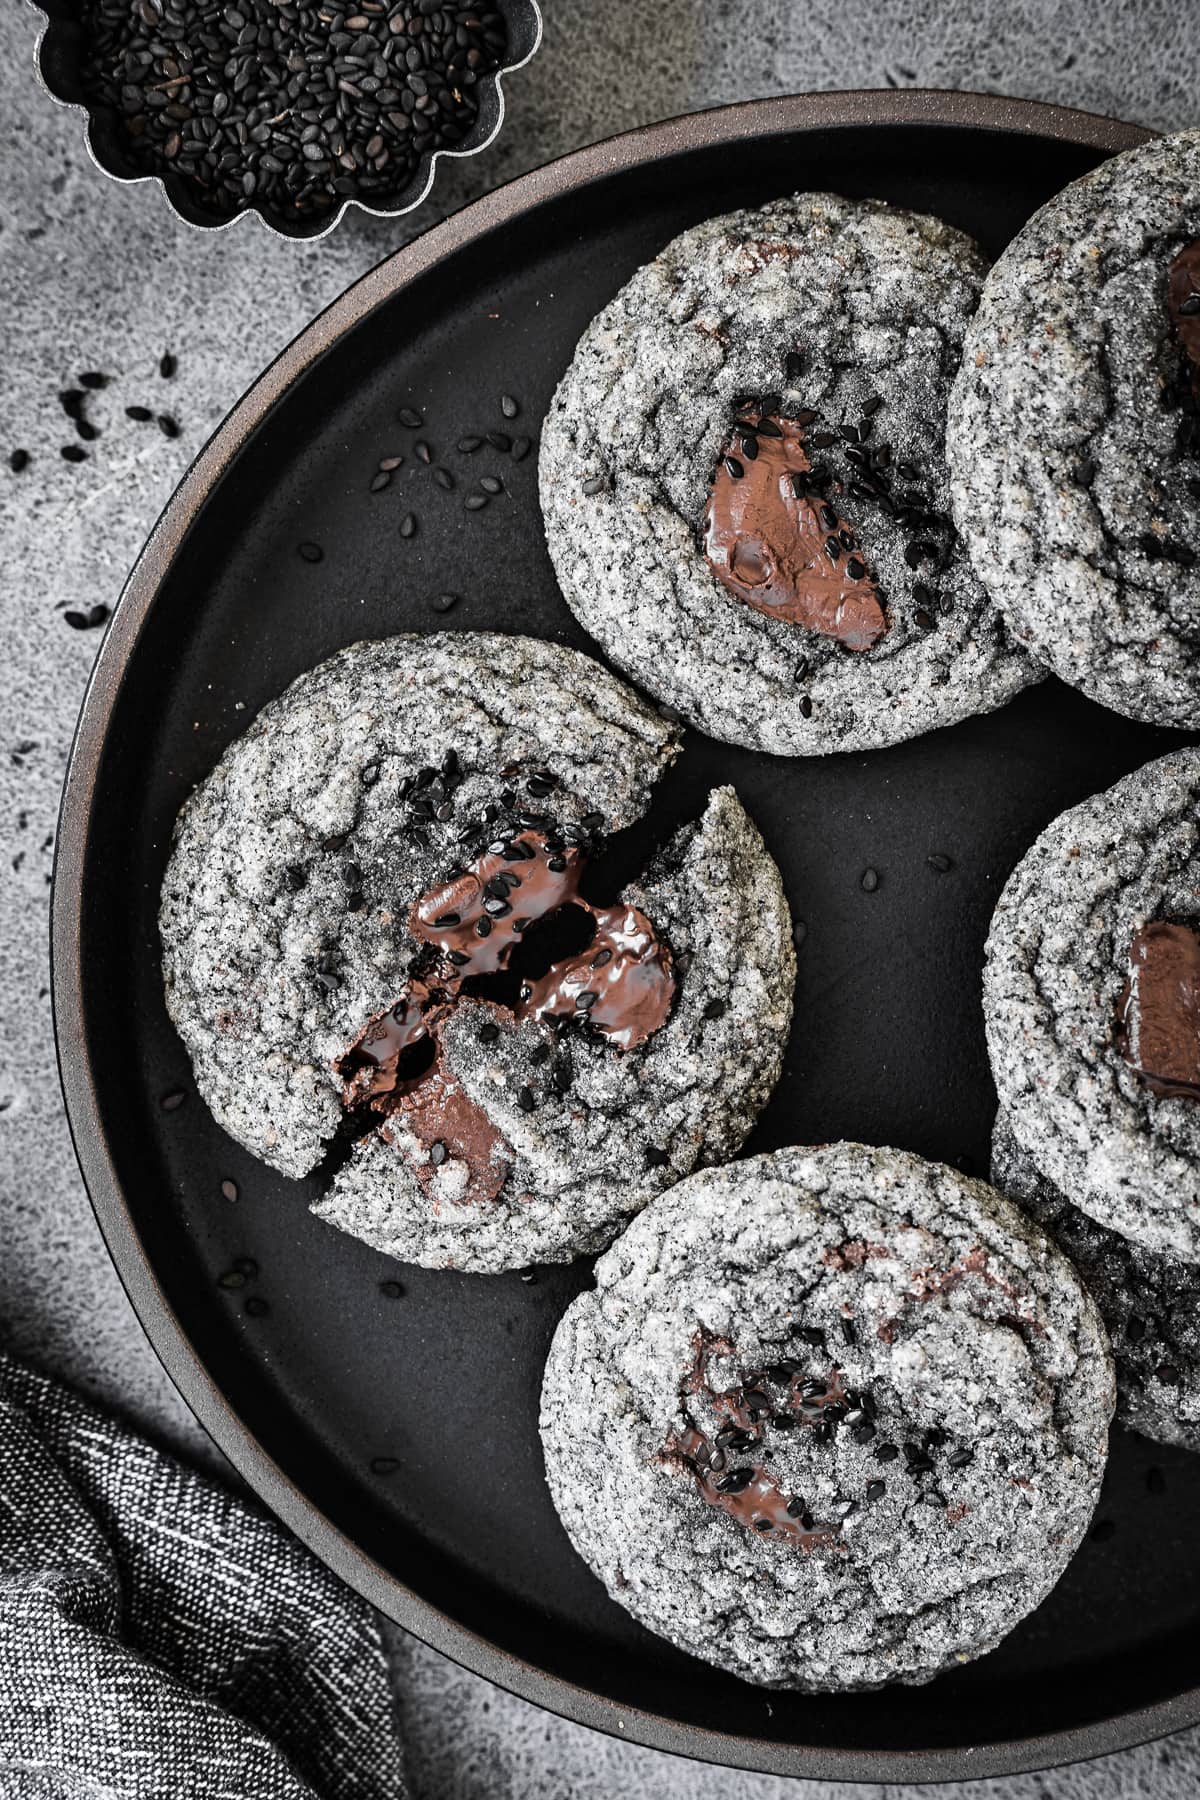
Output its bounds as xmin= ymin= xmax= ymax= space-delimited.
xmin=540 ymin=1143 xmax=1112 ymax=1691
xmin=985 ymin=746 xmax=1200 ymax=1264
xmin=949 ymin=130 xmax=1200 ymax=727
xmin=539 ymin=191 xmax=1035 ymax=757
xmin=992 ymin=1109 xmax=1200 ymax=1453
xmin=160 ymin=633 xmax=794 ymax=1271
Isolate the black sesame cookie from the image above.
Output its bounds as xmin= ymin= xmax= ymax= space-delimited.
xmin=539 ymin=192 xmax=1035 ymax=758
xmin=540 ymin=1143 xmax=1112 ymax=1692
xmin=948 ymin=130 xmax=1200 ymax=727
xmin=160 ymin=633 xmax=795 ymax=1273
xmin=992 ymin=1109 xmax=1200 ymax=1453
xmin=984 ymin=746 xmax=1200 ymax=1266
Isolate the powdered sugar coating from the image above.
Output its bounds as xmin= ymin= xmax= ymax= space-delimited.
xmin=541 ymin=1143 xmax=1112 ymax=1691
xmin=992 ymin=1109 xmax=1200 ymax=1452
xmin=949 ymin=130 xmax=1200 ymax=726
xmin=984 ymin=747 xmax=1200 ymax=1263
xmin=540 ymin=191 xmax=1034 ymax=757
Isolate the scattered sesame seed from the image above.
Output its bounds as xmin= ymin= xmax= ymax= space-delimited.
xmin=500 ymin=393 xmax=519 ymax=419
xmin=220 ymin=1179 xmax=239 ymax=1202
xmin=298 ymin=541 xmax=323 ymax=563
xmin=860 ymin=867 xmax=879 ymax=893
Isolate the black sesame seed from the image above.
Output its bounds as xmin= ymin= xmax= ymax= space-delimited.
xmin=64 ymin=604 xmax=111 ymax=630
xmin=927 ymin=852 xmax=953 ymax=873
xmin=723 ymin=455 xmax=745 ymax=480
xmin=61 ymin=444 xmax=87 ymax=463
xmin=480 ymin=475 xmax=504 ymax=495
xmin=369 ymin=471 xmax=392 ymax=493
xmin=430 ymin=592 xmax=459 ymax=613
xmin=380 ymin=1278 xmax=405 ymax=1299
xmin=125 ymin=405 xmax=153 ymax=422
xmin=159 ymin=352 xmax=177 ymax=379
xmin=478 ymin=1022 xmax=500 ymax=1044
xmin=500 ymin=393 xmax=519 ymax=419
xmin=465 ymin=494 xmax=489 ymax=511
xmin=575 ymin=991 xmax=598 ymax=1011
xmin=845 ymin=557 xmax=867 ymax=581
xmin=157 ymin=414 xmax=180 ymax=439
xmin=1179 ymin=295 xmax=1200 ymax=317
xmin=644 ymin=1146 xmax=669 ymax=1167
xmin=511 ymin=436 xmax=532 ymax=461
xmin=9 ymin=448 xmax=30 ymax=472
xmin=703 ymin=999 xmax=727 ymax=1020
xmin=913 ymin=608 xmax=934 ymax=631
xmin=860 ymin=867 xmax=879 ymax=893
xmin=160 ymin=1089 xmax=186 ymax=1112
xmin=400 ymin=513 xmax=418 ymax=539
xmin=487 ymin=432 xmax=512 ymax=452
xmin=298 ymin=541 xmax=324 ymax=564
xmin=398 ymin=408 xmax=423 ymax=429
xmin=517 ymin=1086 xmax=535 ymax=1112
xmin=799 ymin=695 xmax=813 ymax=719
xmin=715 ymin=1468 xmax=754 ymax=1495
xmin=945 ymin=1447 xmax=974 ymax=1469
xmin=875 ymin=1442 xmax=899 ymax=1462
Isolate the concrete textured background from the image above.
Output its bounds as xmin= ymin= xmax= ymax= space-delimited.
xmin=2 ymin=2 xmax=1199 ymax=1793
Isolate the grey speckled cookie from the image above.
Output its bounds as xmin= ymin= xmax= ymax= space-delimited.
xmin=540 ymin=191 xmax=1035 ymax=758
xmin=992 ymin=1109 xmax=1200 ymax=1453
xmin=949 ymin=130 xmax=1200 ymax=727
xmin=161 ymin=633 xmax=794 ymax=1272
xmin=984 ymin=747 xmax=1200 ymax=1265
xmin=540 ymin=1143 xmax=1112 ymax=1692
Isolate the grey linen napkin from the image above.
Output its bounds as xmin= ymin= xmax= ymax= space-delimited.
xmin=0 ymin=1353 xmax=405 ymax=1800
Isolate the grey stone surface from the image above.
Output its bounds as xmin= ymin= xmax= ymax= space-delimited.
xmin=3 ymin=0 xmax=1200 ymax=1792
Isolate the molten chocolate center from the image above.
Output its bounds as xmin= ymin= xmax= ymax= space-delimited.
xmin=703 ymin=409 xmax=887 ymax=650
xmin=1168 ymin=239 xmax=1200 ymax=399
xmin=1116 ymin=918 xmax=1200 ymax=1101
xmin=660 ymin=1334 xmax=846 ymax=1551
xmin=337 ymin=829 xmax=677 ymax=1206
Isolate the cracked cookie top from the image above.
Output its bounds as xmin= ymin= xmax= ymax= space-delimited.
xmin=949 ymin=129 xmax=1200 ymax=727
xmin=992 ymin=1108 xmax=1200 ymax=1454
xmin=159 ymin=632 xmax=795 ymax=1271
xmin=539 ymin=191 xmax=1035 ymax=758
xmin=985 ymin=746 xmax=1200 ymax=1264
xmin=540 ymin=1142 xmax=1112 ymax=1691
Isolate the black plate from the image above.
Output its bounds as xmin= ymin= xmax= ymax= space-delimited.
xmin=53 ymin=92 xmax=1200 ymax=1782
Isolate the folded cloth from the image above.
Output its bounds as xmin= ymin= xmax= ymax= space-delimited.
xmin=0 ymin=1354 xmax=405 ymax=1800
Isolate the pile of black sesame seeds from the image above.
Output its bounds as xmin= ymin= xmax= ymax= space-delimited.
xmin=80 ymin=0 xmax=508 ymax=224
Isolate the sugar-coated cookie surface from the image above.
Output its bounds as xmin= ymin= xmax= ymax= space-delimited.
xmin=984 ymin=747 xmax=1200 ymax=1265
xmin=540 ymin=1144 xmax=1112 ymax=1691
xmin=160 ymin=633 xmax=794 ymax=1271
xmin=949 ymin=130 xmax=1200 ymax=726
xmin=540 ymin=192 xmax=1034 ymax=757
xmin=992 ymin=1110 xmax=1200 ymax=1453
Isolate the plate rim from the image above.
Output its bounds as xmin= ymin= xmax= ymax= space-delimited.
xmin=51 ymin=88 xmax=1185 ymax=1783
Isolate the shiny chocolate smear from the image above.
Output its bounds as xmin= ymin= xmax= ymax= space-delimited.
xmin=337 ymin=829 xmax=677 ymax=1204
xmin=1168 ymin=239 xmax=1200 ymax=400
xmin=660 ymin=1332 xmax=844 ymax=1551
xmin=703 ymin=410 xmax=887 ymax=650
xmin=1116 ymin=918 xmax=1200 ymax=1101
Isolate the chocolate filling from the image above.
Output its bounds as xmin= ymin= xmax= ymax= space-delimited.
xmin=1168 ymin=239 xmax=1200 ymax=401
xmin=703 ymin=407 xmax=887 ymax=650
xmin=1116 ymin=918 xmax=1200 ymax=1101
xmin=660 ymin=1332 xmax=845 ymax=1550
xmin=337 ymin=826 xmax=677 ymax=1205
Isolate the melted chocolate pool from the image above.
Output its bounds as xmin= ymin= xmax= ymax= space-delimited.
xmin=337 ymin=824 xmax=677 ymax=1206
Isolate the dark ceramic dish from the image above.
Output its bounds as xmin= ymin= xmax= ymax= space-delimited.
xmin=52 ymin=91 xmax=1200 ymax=1782
xmin=31 ymin=0 xmax=542 ymax=239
